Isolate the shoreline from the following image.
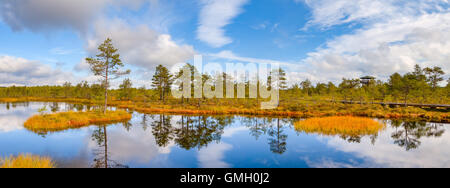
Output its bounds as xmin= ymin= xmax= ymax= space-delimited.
xmin=1 ymin=97 xmax=449 ymax=123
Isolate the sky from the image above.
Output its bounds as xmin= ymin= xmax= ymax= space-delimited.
xmin=0 ymin=0 xmax=449 ymax=87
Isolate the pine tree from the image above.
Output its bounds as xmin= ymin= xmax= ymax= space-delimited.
xmin=173 ymin=64 xmax=200 ymax=103
xmin=300 ymin=79 xmax=312 ymax=96
xmin=63 ymin=82 xmax=72 ymax=98
xmin=424 ymin=66 xmax=445 ymax=90
xmin=389 ymin=73 xmax=417 ymax=105
xmin=86 ymin=38 xmax=130 ymax=113
xmin=119 ymin=78 xmax=133 ymax=100
xmin=410 ymin=65 xmax=430 ymax=103
xmin=270 ymin=68 xmax=288 ymax=90
xmin=339 ymin=78 xmax=360 ymax=101
xmin=152 ymin=65 xmax=173 ymax=103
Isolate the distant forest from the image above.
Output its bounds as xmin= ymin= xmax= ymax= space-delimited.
xmin=1 ymin=64 xmax=449 ymax=105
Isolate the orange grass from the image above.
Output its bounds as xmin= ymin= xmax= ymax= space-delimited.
xmin=24 ymin=110 xmax=132 ymax=132
xmin=3 ymin=97 xmax=449 ymax=123
xmin=129 ymin=106 xmax=449 ymax=122
xmin=1 ymin=154 xmax=55 ymax=168
xmin=0 ymin=98 xmax=26 ymax=103
xmin=295 ymin=116 xmax=385 ymax=136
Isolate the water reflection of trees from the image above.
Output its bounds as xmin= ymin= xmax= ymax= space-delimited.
xmin=242 ymin=117 xmax=267 ymax=140
xmin=63 ymin=103 xmax=93 ymax=112
xmin=339 ymin=133 xmax=379 ymax=144
xmin=2 ymin=102 xmax=92 ymax=112
xmin=2 ymin=102 xmax=30 ymax=110
xmin=268 ymin=119 xmax=289 ymax=154
xmin=141 ymin=114 xmax=150 ymax=131
xmin=173 ymin=115 xmax=229 ymax=150
xmin=146 ymin=116 xmax=447 ymax=154
xmin=151 ymin=114 xmax=175 ymax=147
xmin=50 ymin=102 xmax=59 ymax=112
xmin=85 ymin=113 xmax=449 ymax=160
xmin=91 ymin=125 xmax=129 ymax=168
xmin=242 ymin=117 xmax=290 ymax=154
xmin=391 ymin=120 xmax=446 ymax=151
xmin=160 ymin=115 xmax=292 ymax=154
xmin=137 ymin=114 xmax=234 ymax=150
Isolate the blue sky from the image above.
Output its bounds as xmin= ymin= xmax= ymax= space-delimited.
xmin=0 ymin=0 xmax=449 ymax=87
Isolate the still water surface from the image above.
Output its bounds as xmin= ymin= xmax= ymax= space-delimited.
xmin=1 ymin=102 xmax=449 ymax=168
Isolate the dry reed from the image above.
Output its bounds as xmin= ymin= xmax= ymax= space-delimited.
xmin=0 ymin=154 xmax=55 ymax=168
xmin=24 ymin=110 xmax=132 ymax=132
xmin=295 ymin=116 xmax=385 ymax=136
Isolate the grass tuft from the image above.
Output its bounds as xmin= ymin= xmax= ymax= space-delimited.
xmin=0 ymin=154 xmax=55 ymax=168
xmin=24 ymin=110 xmax=132 ymax=132
xmin=295 ymin=116 xmax=385 ymax=136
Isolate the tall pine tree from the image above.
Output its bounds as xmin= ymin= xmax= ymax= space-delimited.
xmin=152 ymin=65 xmax=173 ymax=103
xmin=86 ymin=38 xmax=130 ymax=113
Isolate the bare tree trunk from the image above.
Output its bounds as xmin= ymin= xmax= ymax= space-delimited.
xmin=104 ymin=64 xmax=109 ymax=114
xmin=104 ymin=88 xmax=108 ymax=114
xmin=161 ymin=88 xmax=164 ymax=102
xmin=162 ymin=88 xmax=166 ymax=104
xmin=103 ymin=125 xmax=108 ymax=168
xmin=404 ymin=94 xmax=408 ymax=107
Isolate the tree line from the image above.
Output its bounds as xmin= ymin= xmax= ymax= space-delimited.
xmin=1 ymin=63 xmax=448 ymax=104
xmin=0 ymin=38 xmax=448 ymax=106
xmin=288 ymin=65 xmax=449 ymax=104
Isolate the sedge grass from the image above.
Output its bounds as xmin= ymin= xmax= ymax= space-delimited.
xmin=3 ymin=97 xmax=449 ymax=123
xmin=295 ymin=116 xmax=385 ymax=137
xmin=24 ymin=110 xmax=132 ymax=132
xmin=0 ymin=154 xmax=55 ymax=168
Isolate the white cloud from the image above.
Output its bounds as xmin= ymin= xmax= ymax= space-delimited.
xmin=0 ymin=0 xmax=191 ymax=88
xmin=197 ymin=125 xmax=252 ymax=168
xmin=0 ymin=115 xmax=25 ymax=133
xmin=0 ymin=0 xmax=104 ymax=32
xmin=0 ymin=55 xmax=74 ymax=86
xmin=324 ymin=124 xmax=450 ymax=168
xmin=74 ymin=59 xmax=90 ymax=72
xmin=86 ymin=19 xmax=195 ymax=69
xmin=88 ymin=124 xmax=175 ymax=165
xmin=0 ymin=0 xmax=154 ymax=33
xmin=222 ymin=126 xmax=248 ymax=138
xmin=197 ymin=0 xmax=249 ymax=48
xmin=198 ymin=142 xmax=233 ymax=168
xmin=0 ymin=102 xmax=54 ymax=133
xmin=0 ymin=0 xmax=193 ymax=70
xmin=297 ymin=13 xmax=450 ymax=83
xmin=303 ymin=157 xmax=367 ymax=168
xmin=300 ymin=0 xmax=449 ymax=29
xmin=292 ymin=0 xmax=450 ymax=84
